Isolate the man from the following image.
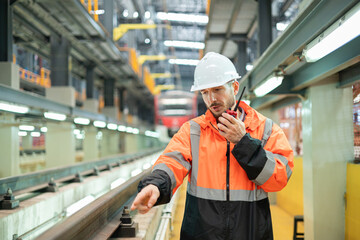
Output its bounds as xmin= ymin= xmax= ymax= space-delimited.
xmin=131 ymin=52 xmax=294 ymax=240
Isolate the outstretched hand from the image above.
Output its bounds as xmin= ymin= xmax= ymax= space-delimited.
xmin=130 ymin=184 xmax=160 ymax=214
xmin=217 ymin=112 xmax=246 ymax=144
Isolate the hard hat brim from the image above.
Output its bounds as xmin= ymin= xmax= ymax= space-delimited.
xmin=190 ymin=76 xmax=240 ymax=92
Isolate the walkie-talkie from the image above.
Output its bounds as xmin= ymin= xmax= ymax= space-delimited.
xmin=225 ymin=86 xmax=246 ymax=118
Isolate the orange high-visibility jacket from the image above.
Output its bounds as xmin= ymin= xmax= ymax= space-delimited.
xmin=138 ymin=102 xmax=294 ymax=240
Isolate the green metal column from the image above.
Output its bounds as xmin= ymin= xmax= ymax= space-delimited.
xmin=302 ymin=82 xmax=353 ymax=239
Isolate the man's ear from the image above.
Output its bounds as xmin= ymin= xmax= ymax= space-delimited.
xmin=233 ymin=81 xmax=239 ymax=95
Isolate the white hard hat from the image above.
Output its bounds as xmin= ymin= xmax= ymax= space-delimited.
xmin=191 ymin=52 xmax=240 ymax=92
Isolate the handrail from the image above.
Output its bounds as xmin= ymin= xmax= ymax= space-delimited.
xmin=0 ymin=147 xmax=163 ymax=196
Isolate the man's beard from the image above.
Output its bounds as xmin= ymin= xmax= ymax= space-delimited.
xmin=208 ymin=98 xmax=235 ymax=120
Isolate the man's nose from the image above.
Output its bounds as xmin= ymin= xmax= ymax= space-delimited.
xmin=209 ymin=92 xmax=217 ymax=102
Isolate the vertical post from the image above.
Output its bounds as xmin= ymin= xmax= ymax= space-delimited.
xmin=0 ymin=0 xmax=12 ymax=62
xmin=236 ymin=40 xmax=247 ymax=77
xmin=86 ymin=64 xmax=95 ymax=99
xmin=104 ymin=0 xmax=114 ymax=39
xmin=257 ymin=0 xmax=272 ymax=56
xmin=302 ymin=82 xmax=353 ymax=239
xmin=50 ymin=34 xmax=71 ymax=86
xmin=104 ymin=78 xmax=115 ymax=107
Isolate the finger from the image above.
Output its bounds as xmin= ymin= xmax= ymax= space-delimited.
xmin=130 ymin=202 xmax=136 ymax=211
xmin=222 ymin=112 xmax=236 ymax=123
xmin=147 ymin=192 xmax=158 ymax=208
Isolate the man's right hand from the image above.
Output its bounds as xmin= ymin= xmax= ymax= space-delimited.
xmin=130 ymin=184 xmax=160 ymax=214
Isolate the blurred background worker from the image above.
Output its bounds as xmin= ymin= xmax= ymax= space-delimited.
xmin=131 ymin=52 xmax=294 ymax=240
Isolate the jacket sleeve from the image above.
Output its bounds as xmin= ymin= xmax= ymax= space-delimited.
xmin=138 ymin=121 xmax=192 ymax=205
xmin=232 ymin=122 xmax=294 ymax=192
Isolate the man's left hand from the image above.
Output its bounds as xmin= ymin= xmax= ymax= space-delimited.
xmin=217 ymin=112 xmax=246 ymax=144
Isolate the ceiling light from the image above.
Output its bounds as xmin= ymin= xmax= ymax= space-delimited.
xmin=0 ymin=102 xmax=29 ymax=114
xmin=19 ymin=125 xmax=35 ymax=131
xmin=144 ymin=38 xmax=150 ymax=44
xmin=303 ymin=2 xmax=360 ymax=62
xmin=93 ymin=120 xmax=106 ymax=128
xmin=164 ymin=40 xmax=205 ymax=49
xmin=133 ymin=11 xmax=139 ymax=18
xmin=73 ymin=129 xmax=81 ymax=135
xmin=74 ymin=117 xmax=90 ymax=125
xmin=169 ymin=59 xmax=199 ymax=66
xmin=145 ymin=130 xmax=159 ymax=138
xmin=126 ymin=127 xmax=133 ymax=133
xmin=156 ymin=12 xmax=208 ymax=24
xmin=18 ymin=131 xmax=27 ymax=137
xmin=44 ymin=112 xmax=66 ymax=121
xmin=132 ymin=128 xmax=139 ymax=134
xmin=107 ymin=123 xmax=117 ymax=130
xmin=144 ymin=11 xmax=151 ymax=19
xmin=118 ymin=125 xmax=126 ymax=132
xmin=31 ymin=132 xmax=41 ymax=137
xmin=40 ymin=127 xmax=48 ymax=132
xmin=162 ymin=109 xmax=188 ymax=115
xmin=123 ymin=9 xmax=129 ymax=18
xmin=254 ymin=75 xmax=284 ymax=97
xmin=246 ymin=64 xmax=254 ymax=71
xmin=276 ymin=22 xmax=289 ymax=31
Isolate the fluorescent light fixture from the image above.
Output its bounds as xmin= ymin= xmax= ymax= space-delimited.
xmin=161 ymin=98 xmax=190 ymax=105
xmin=164 ymin=40 xmax=205 ymax=49
xmin=40 ymin=127 xmax=47 ymax=133
xmin=66 ymin=195 xmax=95 ymax=217
xmin=254 ymin=75 xmax=284 ymax=97
xmin=131 ymin=168 xmax=142 ymax=177
xmin=157 ymin=12 xmax=208 ymax=24
xmin=19 ymin=125 xmax=35 ymax=131
xmin=276 ymin=22 xmax=289 ymax=31
xmin=118 ymin=125 xmax=126 ymax=132
xmin=74 ymin=117 xmax=90 ymax=125
xmin=123 ymin=9 xmax=129 ymax=18
xmin=0 ymin=102 xmax=29 ymax=114
xmin=73 ymin=129 xmax=81 ymax=135
xmin=144 ymin=11 xmax=151 ymax=19
xmin=145 ymin=130 xmax=160 ymax=138
xmin=126 ymin=127 xmax=133 ymax=133
xmin=132 ymin=128 xmax=139 ymax=134
xmin=93 ymin=120 xmax=106 ymax=128
xmin=110 ymin=178 xmax=126 ymax=190
xmin=107 ymin=123 xmax=117 ymax=130
xmin=169 ymin=59 xmax=199 ymax=66
xmin=143 ymin=163 xmax=151 ymax=170
xmin=303 ymin=2 xmax=360 ymax=62
xmin=31 ymin=132 xmax=41 ymax=137
xmin=18 ymin=131 xmax=27 ymax=137
xmin=44 ymin=112 xmax=66 ymax=121
xmin=246 ymin=64 xmax=254 ymax=71
xmin=90 ymin=9 xmax=105 ymax=15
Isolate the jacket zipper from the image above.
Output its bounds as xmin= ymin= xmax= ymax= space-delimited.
xmin=225 ymin=141 xmax=230 ymax=240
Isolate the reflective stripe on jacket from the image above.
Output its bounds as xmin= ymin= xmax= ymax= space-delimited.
xmin=138 ymin=101 xmax=294 ymax=240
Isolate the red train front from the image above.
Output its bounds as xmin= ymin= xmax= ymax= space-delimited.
xmin=155 ymin=90 xmax=198 ymax=137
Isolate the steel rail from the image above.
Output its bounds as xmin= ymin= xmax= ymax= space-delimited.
xmin=35 ymin=168 xmax=151 ymax=240
xmin=0 ymin=147 xmax=163 ymax=196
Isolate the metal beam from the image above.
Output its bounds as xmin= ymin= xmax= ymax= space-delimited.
xmin=258 ymin=0 xmax=272 ymax=56
xmin=0 ymin=0 xmax=13 ymax=62
xmin=338 ymin=62 xmax=360 ymax=88
xmin=243 ymin=0 xmax=356 ymax=90
xmin=220 ymin=0 xmax=244 ymax=54
xmin=291 ymin=36 xmax=360 ymax=91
